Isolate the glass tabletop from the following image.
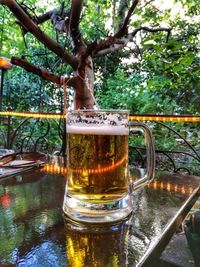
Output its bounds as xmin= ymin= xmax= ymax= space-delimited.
xmin=0 ymin=157 xmax=199 ymax=267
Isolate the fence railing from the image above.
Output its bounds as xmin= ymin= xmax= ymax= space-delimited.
xmin=0 ymin=112 xmax=200 ymax=174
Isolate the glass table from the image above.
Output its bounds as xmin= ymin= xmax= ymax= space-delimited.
xmin=0 ymin=157 xmax=199 ymax=267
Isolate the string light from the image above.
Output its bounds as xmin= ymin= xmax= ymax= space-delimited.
xmin=129 ymin=115 xmax=200 ymax=122
xmin=43 ymin=156 xmax=127 ymax=175
xmin=41 ymin=164 xmax=194 ymax=195
xmin=0 ymin=111 xmax=199 ymax=122
xmin=0 ymin=111 xmax=65 ymax=119
xmin=148 ymin=180 xmax=194 ymax=195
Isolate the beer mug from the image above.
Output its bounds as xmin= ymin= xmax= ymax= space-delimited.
xmin=63 ymin=110 xmax=155 ymax=223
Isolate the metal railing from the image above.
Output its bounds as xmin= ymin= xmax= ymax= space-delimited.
xmin=0 ymin=112 xmax=199 ymax=174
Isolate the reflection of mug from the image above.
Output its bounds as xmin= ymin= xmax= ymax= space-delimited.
xmin=65 ymin=217 xmax=130 ymax=267
xmin=63 ymin=110 xmax=155 ymax=223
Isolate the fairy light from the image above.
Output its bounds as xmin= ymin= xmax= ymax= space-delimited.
xmin=148 ymin=180 xmax=194 ymax=195
xmin=129 ymin=115 xmax=200 ymax=122
xmin=41 ymin=164 xmax=194 ymax=195
xmin=154 ymin=180 xmax=158 ymax=189
xmin=174 ymin=184 xmax=178 ymax=192
xmin=0 ymin=111 xmax=199 ymax=122
xmin=42 ymin=156 xmax=127 ymax=175
xmin=167 ymin=182 xmax=171 ymax=191
xmin=160 ymin=181 xmax=164 ymax=189
xmin=189 ymin=187 xmax=193 ymax=194
xmin=0 ymin=111 xmax=65 ymax=119
xmin=181 ymin=185 xmax=186 ymax=194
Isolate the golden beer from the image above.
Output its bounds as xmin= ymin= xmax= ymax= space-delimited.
xmin=63 ymin=110 xmax=155 ymax=223
xmin=67 ymin=125 xmax=129 ymax=203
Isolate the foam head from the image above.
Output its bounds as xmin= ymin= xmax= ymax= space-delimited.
xmin=67 ymin=125 xmax=129 ymax=135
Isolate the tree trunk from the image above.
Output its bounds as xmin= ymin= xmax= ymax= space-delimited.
xmin=73 ymin=55 xmax=95 ymax=109
xmin=74 ymin=82 xmax=94 ymax=109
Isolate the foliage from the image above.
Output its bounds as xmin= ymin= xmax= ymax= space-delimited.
xmin=0 ymin=0 xmax=199 ymax=115
xmin=0 ymin=1 xmax=199 ymax=172
xmin=95 ymin=0 xmax=200 ymax=115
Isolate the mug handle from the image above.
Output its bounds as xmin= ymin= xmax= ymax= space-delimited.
xmin=129 ymin=122 xmax=155 ymax=192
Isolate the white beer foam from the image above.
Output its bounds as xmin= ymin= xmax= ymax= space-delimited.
xmin=67 ymin=125 xmax=129 ymax=135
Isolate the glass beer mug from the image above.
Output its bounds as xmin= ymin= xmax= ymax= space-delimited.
xmin=63 ymin=110 xmax=155 ymax=223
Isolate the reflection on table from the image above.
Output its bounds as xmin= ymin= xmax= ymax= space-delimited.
xmin=0 ymin=157 xmax=199 ymax=266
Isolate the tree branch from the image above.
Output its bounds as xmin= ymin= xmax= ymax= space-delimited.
xmin=36 ymin=8 xmax=71 ymax=34
xmin=11 ymin=57 xmax=77 ymax=86
xmin=69 ymin=0 xmax=85 ymax=50
xmin=0 ymin=0 xmax=79 ymax=69
xmin=35 ymin=10 xmax=52 ymax=24
xmin=115 ymin=0 xmax=139 ymax=38
xmin=142 ymin=0 xmax=162 ymax=14
xmin=131 ymin=26 xmax=172 ymax=40
xmin=117 ymin=0 xmax=129 ymax=29
xmin=118 ymin=0 xmax=129 ymax=17
xmin=85 ymin=37 xmax=125 ymax=58
xmin=93 ymin=26 xmax=172 ymax=57
xmin=35 ymin=6 xmax=70 ymax=24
